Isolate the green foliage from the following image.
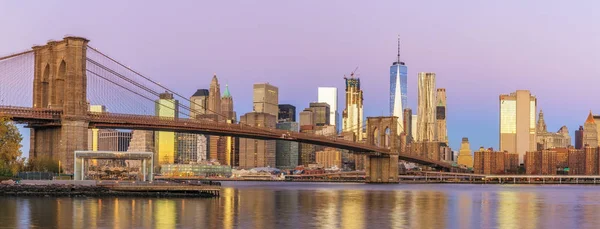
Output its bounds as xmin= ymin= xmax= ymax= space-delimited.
xmin=0 ymin=116 xmax=24 ymax=176
xmin=24 ymin=156 xmax=60 ymax=173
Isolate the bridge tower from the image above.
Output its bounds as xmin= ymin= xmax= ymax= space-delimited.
xmin=365 ymin=117 xmax=400 ymax=183
xmin=30 ymin=36 xmax=90 ymax=173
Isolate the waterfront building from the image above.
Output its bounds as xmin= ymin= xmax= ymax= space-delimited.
xmin=457 ymin=137 xmax=473 ymax=168
xmin=403 ymin=108 xmax=413 ymax=143
xmin=155 ymin=92 xmax=178 ymax=165
xmin=190 ymin=89 xmax=209 ymax=118
xmin=504 ymin=152 xmax=519 ymax=174
xmin=278 ymin=104 xmax=296 ymax=123
xmin=176 ymin=133 xmax=200 ymax=163
xmin=499 ymin=90 xmax=537 ymax=164
xmin=238 ymin=112 xmax=277 ymax=168
xmin=584 ymin=145 xmax=598 ymax=175
xmin=160 ymin=163 xmax=232 ymax=177
xmin=554 ymin=147 xmax=569 ymax=169
xmin=583 ymin=111 xmax=598 ymax=148
xmin=525 ymin=151 xmax=540 ymax=175
xmin=342 ymin=74 xmax=364 ymax=141
xmin=416 ymin=72 xmax=436 ymax=142
xmin=473 ymin=148 xmax=505 ymax=174
xmin=436 ymin=88 xmax=447 ymax=144
xmin=298 ymin=128 xmax=316 ymax=166
xmin=276 ymin=122 xmax=299 ymax=169
xmin=568 ymin=148 xmax=585 ymax=175
xmin=315 ymin=147 xmax=342 ymax=169
xmin=524 ymin=150 xmax=558 ymax=175
xmin=390 ymin=37 xmax=408 ymax=119
xmin=253 ymin=83 xmax=279 ymax=120
xmin=536 ymin=110 xmax=571 ymax=150
xmin=97 ymin=129 xmax=132 ymax=152
xmin=309 ymin=102 xmax=330 ymax=126
xmin=318 ymin=87 xmax=339 ymax=131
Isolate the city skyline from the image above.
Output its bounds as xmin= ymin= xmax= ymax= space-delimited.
xmin=2 ymin=1 xmax=600 ymax=156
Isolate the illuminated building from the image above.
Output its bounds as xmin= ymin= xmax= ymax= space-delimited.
xmin=221 ymin=85 xmax=237 ymax=166
xmin=499 ymin=90 xmax=537 ymax=164
xmin=411 ymin=114 xmax=418 ymax=140
xmin=315 ymin=147 xmax=342 ymax=168
xmin=253 ymin=83 xmax=279 ymax=119
xmin=390 ymin=37 xmax=407 ymax=122
xmin=473 ymin=148 xmax=505 ymax=174
xmin=318 ymin=87 xmax=339 ymax=131
xmin=342 ymin=74 xmax=364 ymax=141
xmin=568 ymin=148 xmax=585 ymax=175
xmin=457 ymin=137 xmax=473 ymax=168
xmin=189 ymin=89 xmax=209 ymax=162
xmin=403 ymin=108 xmax=412 ymax=143
xmin=583 ymin=111 xmax=598 ymax=148
xmin=238 ymin=112 xmax=277 ymax=168
xmin=584 ymin=145 xmax=597 ymax=175
xmin=416 ymin=72 xmax=436 ymax=142
xmin=154 ymin=92 xmax=178 ymax=165
xmin=87 ymin=105 xmax=106 ymax=151
xmin=189 ymin=89 xmax=208 ymax=118
xmin=536 ymin=110 xmax=571 ymax=150
xmin=97 ymin=129 xmax=131 ymax=152
xmin=504 ymin=152 xmax=519 ymax=173
xmin=436 ymin=88 xmax=447 ymax=144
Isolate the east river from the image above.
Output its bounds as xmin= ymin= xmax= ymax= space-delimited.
xmin=1 ymin=182 xmax=600 ymax=229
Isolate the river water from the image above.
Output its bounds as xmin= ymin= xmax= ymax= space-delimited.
xmin=1 ymin=182 xmax=599 ymax=229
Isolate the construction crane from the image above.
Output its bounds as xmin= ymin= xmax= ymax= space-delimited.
xmin=344 ymin=66 xmax=359 ymax=79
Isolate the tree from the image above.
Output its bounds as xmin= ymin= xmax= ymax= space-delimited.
xmin=0 ymin=116 xmax=23 ymax=176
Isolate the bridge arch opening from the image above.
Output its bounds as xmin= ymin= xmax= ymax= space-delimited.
xmin=53 ymin=60 xmax=66 ymax=108
xmin=41 ymin=64 xmax=50 ymax=107
xmin=384 ymin=127 xmax=390 ymax=148
xmin=373 ymin=127 xmax=380 ymax=147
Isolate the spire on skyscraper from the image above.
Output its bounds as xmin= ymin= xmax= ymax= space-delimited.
xmin=397 ymin=34 xmax=401 ymax=64
xmin=223 ymin=84 xmax=231 ymax=98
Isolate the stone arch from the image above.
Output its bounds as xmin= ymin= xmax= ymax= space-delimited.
xmin=41 ymin=64 xmax=50 ymax=107
xmin=373 ymin=127 xmax=380 ymax=147
xmin=384 ymin=127 xmax=391 ymax=148
xmin=54 ymin=60 xmax=66 ymax=107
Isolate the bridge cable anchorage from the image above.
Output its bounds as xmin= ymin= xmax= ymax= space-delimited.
xmin=86 ymin=46 xmax=258 ymax=128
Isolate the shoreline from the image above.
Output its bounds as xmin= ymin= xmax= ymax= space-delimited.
xmin=0 ymin=184 xmax=218 ymax=198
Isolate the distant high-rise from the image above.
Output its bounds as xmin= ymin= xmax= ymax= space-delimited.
xmin=318 ymin=87 xmax=339 ymax=132
xmin=190 ymin=89 xmax=209 ymax=118
xmin=536 ymin=110 xmax=571 ymax=150
xmin=575 ymin=126 xmax=584 ymax=149
xmin=342 ymin=74 xmax=364 ymax=141
xmin=583 ymin=111 xmax=598 ymax=148
xmin=411 ymin=114 xmax=418 ymax=140
xmin=436 ymin=88 xmax=447 ymax=144
xmin=499 ymin=90 xmax=537 ymax=164
xmin=155 ymin=92 xmax=179 ymax=165
xmin=390 ymin=37 xmax=407 ymax=130
xmin=98 ymin=129 xmax=132 ymax=152
xmin=309 ymin=102 xmax=330 ymax=126
xmin=457 ymin=137 xmax=473 ymax=168
xmin=253 ymin=83 xmax=279 ymax=120
xmin=221 ymin=84 xmax=236 ymax=121
xmin=238 ymin=112 xmax=277 ymax=168
xmin=276 ymin=122 xmax=299 ymax=169
xmin=416 ymin=72 xmax=436 ymax=142
xmin=208 ymin=74 xmax=221 ymax=118
xmin=278 ymin=104 xmax=296 ymax=123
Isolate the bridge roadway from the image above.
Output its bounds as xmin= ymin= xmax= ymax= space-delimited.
xmin=0 ymin=106 xmax=453 ymax=169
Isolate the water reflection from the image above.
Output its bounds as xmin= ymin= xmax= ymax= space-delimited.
xmin=2 ymin=184 xmax=600 ymax=228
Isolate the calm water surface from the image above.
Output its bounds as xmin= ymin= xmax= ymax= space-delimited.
xmin=1 ymin=182 xmax=600 ymax=229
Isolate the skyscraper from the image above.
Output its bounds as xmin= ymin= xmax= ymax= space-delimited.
xmin=416 ymin=72 xmax=436 ymax=142
xmin=253 ymin=83 xmax=279 ymax=120
xmin=403 ymin=108 xmax=413 ymax=143
xmin=155 ymin=92 xmax=179 ymax=165
xmin=436 ymin=88 xmax=447 ymax=144
xmin=318 ymin=87 xmax=339 ymax=131
xmin=342 ymin=74 xmax=364 ymax=141
xmin=575 ymin=126 xmax=584 ymax=149
xmin=239 ymin=112 xmax=277 ymax=168
xmin=190 ymin=89 xmax=209 ymax=119
xmin=390 ymin=37 xmax=407 ymax=130
xmin=276 ymin=122 xmax=299 ymax=169
xmin=221 ymin=84 xmax=236 ymax=121
xmin=583 ymin=111 xmax=598 ymax=148
xmin=208 ymin=74 xmax=221 ymax=118
xmin=309 ymin=102 xmax=330 ymax=126
xmin=411 ymin=114 xmax=418 ymax=141
xmin=278 ymin=104 xmax=296 ymax=123
xmin=499 ymin=90 xmax=537 ymax=164
xmin=457 ymin=137 xmax=473 ymax=168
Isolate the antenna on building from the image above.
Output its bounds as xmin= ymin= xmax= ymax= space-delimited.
xmin=397 ymin=34 xmax=401 ymax=63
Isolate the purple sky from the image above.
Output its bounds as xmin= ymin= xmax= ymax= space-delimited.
xmin=1 ymin=1 xmax=599 ymax=156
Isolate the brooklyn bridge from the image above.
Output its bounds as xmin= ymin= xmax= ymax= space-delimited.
xmin=0 ymin=36 xmax=462 ymax=183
